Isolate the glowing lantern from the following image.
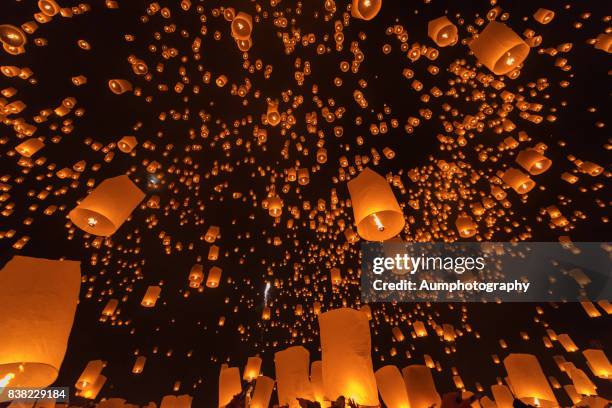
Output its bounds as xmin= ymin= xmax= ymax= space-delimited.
xmin=455 ymin=215 xmax=477 ymax=238
xmin=231 ymin=12 xmax=253 ymax=41
xmin=262 ymin=306 xmax=271 ymax=320
xmin=347 ymin=167 xmax=405 ymax=241
xmin=266 ymin=100 xmax=281 ymax=126
xmin=108 ymin=79 xmax=133 ymax=95
xmin=76 ymin=360 xmax=105 ymax=390
xmin=15 ymin=138 xmax=44 ymax=157
xmin=392 ymin=327 xmax=405 ymax=342
xmin=503 ymin=354 xmax=558 ymax=407
xmin=351 ymin=0 xmax=382 ymax=21
xmin=330 ymin=267 xmax=342 ymax=285
xmin=318 ymin=308 xmax=379 ymax=406
xmin=428 ymin=16 xmax=458 ymax=47
xmin=516 ymin=149 xmax=552 ymax=175
xmin=297 ymin=168 xmax=310 ymax=185
xmin=160 ymin=395 xmax=192 ymax=408
xmin=375 ymin=365 xmax=410 ymax=408
xmin=402 ymin=365 xmax=441 ymax=408
xmin=204 ymin=226 xmax=220 ymax=243
xmin=80 ymin=374 xmax=107 ymax=399
xmin=206 ymin=266 xmax=222 ymax=288
xmin=141 ymin=286 xmax=161 ymax=307
xmin=583 ymin=349 xmax=611 ymax=379
xmin=250 ymin=376 xmax=274 ymax=408
xmin=310 ymin=361 xmax=325 ymax=405
xmin=189 ymin=264 xmax=204 ymax=288
xmin=268 ymin=196 xmax=283 ymax=217
xmin=558 ymin=334 xmax=578 ymax=352
xmin=218 ymin=366 xmax=241 ymax=407
xmin=69 ymin=175 xmax=145 ymax=236
xmin=38 ymin=0 xmax=61 ymax=16
xmin=533 ymin=8 xmax=555 ymax=24
xmin=243 ymin=356 xmax=262 ymax=381
xmin=567 ymin=367 xmax=597 ymax=396
xmin=118 ymin=136 xmax=138 ymax=153
xmin=491 ymin=384 xmax=514 ymax=408
xmin=0 ymin=25 xmax=27 ymax=48
xmin=468 ymin=22 xmax=529 ymax=75
xmin=132 ymin=356 xmax=146 ymax=374
xmin=0 ymin=256 xmax=80 ymax=397
xmin=413 ymin=320 xmax=427 ymax=337
xmin=102 ymin=299 xmax=119 ymax=316
xmin=501 ymin=168 xmax=535 ymax=194
xmin=274 ymin=346 xmax=314 ymax=407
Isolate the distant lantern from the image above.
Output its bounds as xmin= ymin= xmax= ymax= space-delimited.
xmin=347 ymin=167 xmax=405 ymax=241
xmin=189 ymin=264 xmax=204 ymax=288
xmin=231 ymin=12 xmax=253 ymax=41
xmin=262 ymin=306 xmax=271 ymax=320
xmin=141 ymin=286 xmax=161 ymax=307
xmin=501 ymin=168 xmax=535 ymax=194
xmin=455 ymin=215 xmax=478 ymax=238
xmin=375 ymin=365 xmax=410 ymax=408
xmin=69 ymin=175 xmax=145 ymax=236
xmin=594 ymin=34 xmax=612 ymax=53
xmin=318 ymin=308 xmax=379 ymax=406
xmin=516 ymin=149 xmax=552 ymax=175
xmin=250 ymin=376 xmax=274 ymax=408
xmin=0 ymin=25 xmax=27 ymax=48
xmin=274 ymin=346 xmax=314 ymax=406
xmin=218 ymin=366 xmax=241 ymax=407
xmin=266 ymin=100 xmax=281 ymax=126
xmin=76 ymin=360 xmax=105 ymax=390
xmin=503 ymin=354 xmax=558 ymax=407
xmin=533 ymin=8 xmax=555 ymax=24
xmin=117 ymin=136 xmax=138 ymax=153
xmin=108 ymin=79 xmax=133 ymax=95
xmin=558 ymin=334 xmax=578 ymax=352
xmin=567 ymin=367 xmax=597 ymax=396
xmin=208 ymin=245 xmax=220 ymax=261
xmin=330 ymin=267 xmax=342 ymax=285
xmin=243 ymin=356 xmax=262 ymax=381
xmin=15 ymin=138 xmax=44 ymax=157
xmin=351 ymin=0 xmax=382 ymax=21
xmin=206 ymin=266 xmax=222 ymax=288
xmin=468 ymin=22 xmax=530 ymax=75
xmin=428 ymin=16 xmax=458 ymax=47
xmin=0 ymin=256 xmax=80 ymax=395
xmin=297 ymin=168 xmax=310 ymax=185
xmin=132 ymin=356 xmax=146 ymax=374
xmin=413 ymin=320 xmax=427 ymax=337
xmin=268 ymin=196 xmax=283 ymax=217
xmin=583 ymin=349 xmax=611 ymax=379
xmin=402 ymin=365 xmax=441 ymax=408
xmin=204 ymin=225 xmax=220 ymax=242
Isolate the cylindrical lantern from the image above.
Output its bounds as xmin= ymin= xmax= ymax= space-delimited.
xmin=250 ymin=376 xmax=274 ymax=408
xmin=204 ymin=226 xmax=220 ymax=243
xmin=428 ymin=16 xmax=458 ymax=47
xmin=583 ymin=349 xmax=611 ymax=379
xmin=206 ymin=266 xmax=222 ymax=288
xmin=266 ymin=100 xmax=281 ymax=126
xmin=455 ymin=215 xmax=477 ymax=238
xmin=69 ymin=175 xmax=145 ymax=236
xmin=503 ymin=354 xmax=558 ymax=407
xmin=108 ymin=79 xmax=133 ymax=95
xmin=0 ymin=256 xmax=80 ymax=396
xmin=351 ymin=0 xmax=382 ymax=21
xmin=516 ymin=149 xmax=552 ymax=175
xmin=80 ymin=374 xmax=107 ymax=399
xmin=208 ymin=245 xmax=220 ymax=261
xmin=15 ymin=138 xmax=44 ymax=157
xmin=231 ymin=12 xmax=252 ymax=41
xmin=501 ymin=168 xmax=535 ymax=194
xmin=76 ymin=359 xmax=105 ymax=390
xmin=533 ymin=8 xmax=555 ymax=24
xmin=468 ymin=22 xmax=530 ymax=75
xmin=189 ymin=264 xmax=204 ymax=288
xmin=117 ymin=136 xmax=138 ymax=153
xmin=243 ymin=356 xmax=262 ymax=381
xmin=567 ymin=367 xmax=597 ymax=396
xmin=330 ymin=267 xmax=342 ymax=285
xmin=558 ymin=334 xmax=578 ymax=352
xmin=268 ymin=196 xmax=283 ymax=217
xmin=318 ymin=308 xmax=379 ymax=406
xmin=491 ymin=384 xmax=514 ymax=408
xmin=218 ymin=366 xmax=241 ymax=407
xmin=347 ymin=167 xmax=405 ymax=241
xmin=274 ymin=346 xmax=314 ymax=407
xmin=310 ymin=361 xmax=325 ymax=405
xmin=132 ymin=356 xmax=146 ymax=374
xmin=402 ymin=365 xmax=441 ymax=408
xmin=375 ymin=365 xmax=410 ymax=408
xmin=141 ymin=286 xmax=161 ymax=307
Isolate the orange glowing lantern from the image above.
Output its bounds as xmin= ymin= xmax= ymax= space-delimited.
xmin=516 ymin=149 xmax=552 ymax=175
xmin=218 ymin=366 xmax=241 ymax=407
xmin=231 ymin=12 xmax=253 ymax=41
xmin=375 ymin=365 xmax=410 ymax=408
xmin=274 ymin=346 xmax=314 ymax=406
xmin=351 ymin=0 xmax=382 ymax=21
xmin=141 ymin=285 xmax=161 ymax=307
xmin=428 ymin=16 xmax=458 ymax=47
xmin=501 ymin=168 xmax=535 ymax=194
xmin=469 ymin=22 xmax=530 ymax=75
xmin=402 ymin=365 xmax=441 ymax=408
xmin=503 ymin=354 xmax=558 ymax=407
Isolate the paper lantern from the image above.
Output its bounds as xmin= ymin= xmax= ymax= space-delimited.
xmin=595 ymin=34 xmax=612 ymax=53
xmin=266 ymin=100 xmax=281 ymax=126
xmin=15 ymin=138 xmax=44 ymax=157
xmin=141 ymin=286 xmax=161 ymax=307
xmin=69 ymin=175 xmax=145 ymax=236
xmin=297 ymin=168 xmax=310 ymax=185
xmin=491 ymin=384 xmax=514 ymax=408
xmin=0 ymin=256 xmax=80 ymax=397
xmin=351 ymin=0 xmax=382 ymax=21
xmin=118 ymin=136 xmax=138 ymax=153
xmin=318 ymin=308 xmax=379 ymax=406
xmin=231 ymin=12 xmax=252 ymax=40
xmin=102 ymin=299 xmax=119 ymax=316
xmin=455 ymin=215 xmax=477 ymax=238
xmin=567 ymin=367 xmax=597 ymax=396
xmin=533 ymin=8 xmax=555 ymax=24
xmin=583 ymin=349 xmax=611 ymax=379
xmin=469 ymin=22 xmax=529 ymax=75
xmin=76 ymin=359 xmax=105 ymax=390
xmin=274 ymin=346 xmax=314 ymax=407
xmin=206 ymin=266 xmax=222 ymax=288
xmin=558 ymin=334 xmax=578 ymax=352
xmin=268 ymin=196 xmax=283 ymax=217
xmin=310 ymin=361 xmax=325 ymax=405
xmin=189 ymin=264 xmax=204 ymax=288
xmin=402 ymin=365 xmax=441 ymax=408
xmin=516 ymin=149 xmax=552 ymax=175
xmin=413 ymin=320 xmax=427 ymax=337
xmin=204 ymin=226 xmax=220 ymax=242
xmin=132 ymin=356 xmax=146 ymax=374
xmin=80 ymin=374 xmax=107 ymax=399
xmin=428 ymin=16 xmax=458 ymax=47
xmin=160 ymin=394 xmax=192 ymax=408
xmin=108 ymin=79 xmax=133 ymax=95
xmin=218 ymin=366 xmax=241 ymax=407
xmin=347 ymin=167 xmax=405 ymax=241
xmin=243 ymin=356 xmax=262 ymax=381
xmin=375 ymin=365 xmax=410 ymax=408
xmin=501 ymin=168 xmax=535 ymax=194
xmin=250 ymin=376 xmax=274 ymax=408
xmin=503 ymin=354 xmax=558 ymax=407
xmin=330 ymin=267 xmax=342 ymax=285
xmin=0 ymin=25 xmax=27 ymax=48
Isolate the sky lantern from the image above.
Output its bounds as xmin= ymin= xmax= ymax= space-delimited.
xmin=117 ymin=136 xmax=138 ymax=153
xmin=69 ymin=175 xmax=145 ymax=236
xmin=243 ymin=356 xmax=262 ymax=381
xmin=347 ymin=167 xmax=405 ymax=241
xmin=132 ymin=356 xmax=146 ymax=374
xmin=76 ymin=360 xmax=105 ymax=390
xmin=455 ymin=215 xmax=478 ymax=238
xmin=375 ymin=365 xmax=410 ymax=408
xmin=351 ymin=0 xmax=382 ymax=21
xmin=469 ymin=21 xmax=529 ymax=75
xmin=318 ymin=308 xmax=379 ymax=406
xmin=141 ymin=285 xmax=161 ymax=307
xmin=206 ymin=266 xmax=222 ymax=288
xmin=250 ymin=376 xmax=274 ymax=408
xmin=428 ymin=16 xmax=458 ymax=47
xmin=274 ymin=346 xmax=314 ymax=407
xmin=0 ymin=256 xmax=80 ymax=397
xmin=15 ymin=138 xmax=44 ymax=157
xmin=108 ymin=79 xmax=133 ymax=95
xmin=516 ymin=149 xmax=552 ymax=175
xmin=533 ymin=8 xmax=555 ymax=24
xmin=218 ymin=366 xmax=241 ymax=407
xmin=501 ymin=168 xmax=535 ymax=194
xmin=503 ymin=354 xmax=558 ymax=407
xmin=231 ymin=12 xmax=253 ymax=41
xmin=402 ymin=365 xmax=441 ymax=408
xmin=583 ymin=349 xmax=611 ymax=379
